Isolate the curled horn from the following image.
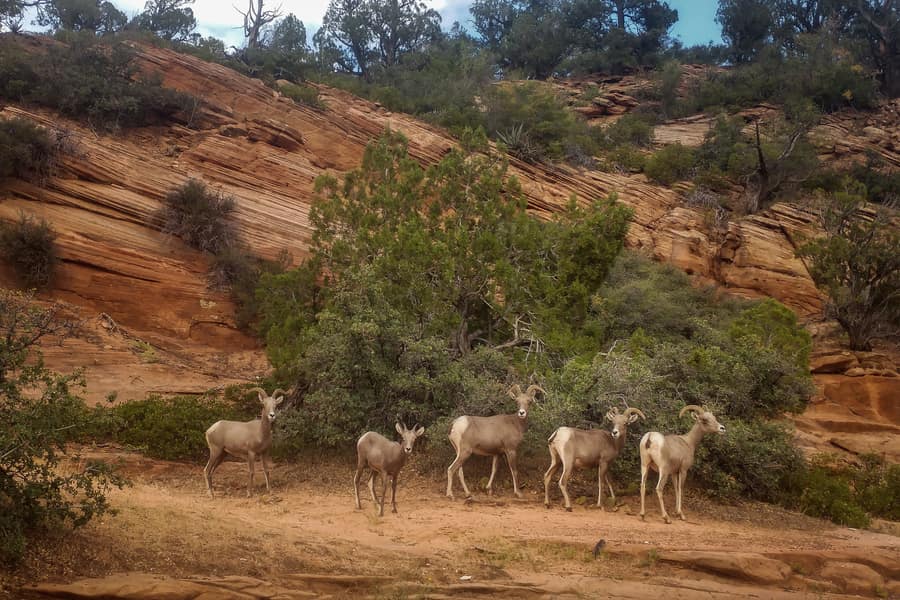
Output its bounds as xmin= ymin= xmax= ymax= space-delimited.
xmin=248 ymin=386 xmax=268 ymax=400
xmin=525 ymin=384 xmax=545 ymax=399
xmin=272 ymin=388 xmax=288 ymax=398
xmin=623 ymin=407 xmax=646 ymax=420
xmin=507 ymin=384 xmax=523 ymax=399
xmin=605 ymin=406 xmax=619 ymax=421
xmin=679 ymin=404 xmax=704 ymax=418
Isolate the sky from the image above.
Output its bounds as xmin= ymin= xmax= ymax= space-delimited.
xmin=68 ymin=0 xmax=723 ymax=50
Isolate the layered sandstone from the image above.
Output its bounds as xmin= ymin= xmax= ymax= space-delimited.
xmin=0 ymin=38 xmax=896 ymax=456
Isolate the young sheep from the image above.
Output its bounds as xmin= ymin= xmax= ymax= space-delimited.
xmin=353 ymin=423 xmax=426 ymax=517
xmin=203 ymin=387 xmax=286 ymax=498
xmin=543 ymin=406 xmax=646 ymax=511
xmin=639 ymin=405 xmax=725 ymax=523
xmin=446 ymin=384 xmax=544 ymax=500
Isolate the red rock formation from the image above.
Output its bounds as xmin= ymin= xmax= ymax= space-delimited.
xmin=0 ymin=39 xmax=896 ymax=453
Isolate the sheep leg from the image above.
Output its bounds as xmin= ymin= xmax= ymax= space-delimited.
xmin=605 ymin=474 xmax=619 ymax=511
xmin=390 ymin=474 xmax=398 ymax=514
xmin=543 ymin=449 xmax=560 ymax=507
xmin=639 ymin=460 xmax=649 ymax=520
xmin=204 ymin=447 xmax=225 ymax=498
xmin=353 ymin=466 xmax=364 ymax=509
xmin=262 ymin=454 xmax=272 ymax=492
xmin=377 ymin=471 xmax=388 ymax=517
xmin=655 ymin=471 xmax=671 ymax=524
xmin=446 ymin=450 xmax=472 ymax=499
xmin=675 ymin=471 xmax=686 ymax=521
xmin=486 ymin=455 xmax=499 ymax=496
xmin=246 ymin=451 xmax=257 ymax=497
xmin=505 ymin=450 xmax=522 ymax=499
xmin=596 ymin=463 xmax=608 ymax=510
xmin=558 ymin=462 xmax=573 ymax=511
xmin=457 ymin=465 xmax=473 ymax=498
xmin=368 ymin=471 xmax=378 ymax=503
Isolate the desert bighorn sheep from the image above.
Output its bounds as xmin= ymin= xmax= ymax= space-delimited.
xmin=543 ymin=406 xmax=646 ymax=511
xmin=639 ymin=405 xmax=725 ymax=523
xmin=446 ymin=383 xmax=544 ymax=499
xmin=203 ymin=387 xmax=286 ymax=498
xmin=353 ymin=423 xmax=426 ymax=516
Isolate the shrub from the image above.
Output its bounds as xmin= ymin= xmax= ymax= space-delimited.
xmin=576 ymin=253 xmax=813 ymax=500
xmin=644 ymin=143 xmax=696 ymax=185
xmin=678 ymin=34 xmax=878 ymax=116
xmin=280 ymin=82 xmax=325 ymax=110
xmin=595 ymin=113 xmax=655 ymax=149
xmin=796 ymin=465 xmax=870 ymax=528
xmin=481 ymin=82 xmax=596 ymax=163
xmin=87 ymin=392 xmax=259 ymax=462
xmin=797 ymin=185 xmax=899 ymax=351
xmin=0 ymin=36 xmax=193 ymax=130
xmin=160 ymin=179 xmax=237 ymax=255
xmin=0 ymin=213 xmax=59 ymax=289
xmin=496 ymin=123 xmax=543 ymax=163
xmin=0 ymin=117 xmax=57 ymax=183
xmin=656 ymin=60 xmax=682 ymax=118
xmin=789 ymin=454 xmax=899 ymax=528
xmin=1 ymin=290 xmax=124 ymax=565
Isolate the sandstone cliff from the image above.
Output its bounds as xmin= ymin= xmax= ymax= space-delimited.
xmin=0 ymin=39 xmax=896 ymax=459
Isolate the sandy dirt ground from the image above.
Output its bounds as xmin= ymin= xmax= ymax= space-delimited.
xmin=4 ymin=447 xmax=899 ymax=599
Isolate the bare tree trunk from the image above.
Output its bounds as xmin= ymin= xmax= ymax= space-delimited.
xmin=239 ymin=0 xmax=281 ymax=49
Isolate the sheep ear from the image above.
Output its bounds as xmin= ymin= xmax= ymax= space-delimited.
xmin=274 ymin=396 xmax=284 ymax=406
xmin=415 ymin=426 xmax=425 ymax=437
xmin=395 ymin=422 xmax=404 ymax=435
xmin=628 ymin=413 xmax=639 ymax=423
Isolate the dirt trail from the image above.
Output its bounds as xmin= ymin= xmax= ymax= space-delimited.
xmin=8 ymin=448 xmax=900 ymax=599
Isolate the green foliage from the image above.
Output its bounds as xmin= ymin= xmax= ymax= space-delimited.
xmin=495 ymin=122 xmax=542 ymax=163
xmin=716 ymin=0 xmax=774 ymax=64
xmin=596 ymin=113 xmax=655 ymax=149
xmin=160 ymin=179 xmax=237 ymax=255
xmin=797 ymin=184 xmax=899 ymax=350
xmin=482 ymin=82 xmax=596 ymax=163
xmin=258 ymin=130 xmax=630 ymax=448
xmin=796 ymin=464 xmax=870 ymax=528
xmin=0 ymin=290 xmax=124 ymax=565
xmin=132 ymin=0 xmax=196 ymax=42
xmin=644 ymin=143 xmax=695 ymax=185
xmin=656 ymin=60 xmax=682 ymax=118
xmin=680 ymin=32 xmax=878 ymax=115
xmin=36 ymin=0 xmax=128 ymax=35
xmin=792 ymin=454 xmax=899 ymax=528
xmin=805 ymin=154 xmax=900 ymax=207
xmin=87 ymin=393 xmax=257 ymax=462
xmin=280 ymin=82 xmax=325 ymax=109
xmin=0 ymin=213 xmax=58 ymax=289
xmin=569 ymin=253 xmax=813 ymax=499
xmin=0 ymin=36 xmax=193 ymax=130
xmin=157 ymin=178 xmax=284 ymax=329
xmin=0 ymin=117 xmax=57 ymax=183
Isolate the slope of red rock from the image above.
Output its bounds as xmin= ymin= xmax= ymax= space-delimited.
xmin=0 ymin=38 xmax=896 ymax=457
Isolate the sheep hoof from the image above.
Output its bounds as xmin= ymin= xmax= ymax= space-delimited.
xmin=565 ymin=506 xmax=572 ymax=512
xmin=640 ymin=514 xmax=645 ymax=521
xmin=663 ymin=516 xmax=671 ymax=524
